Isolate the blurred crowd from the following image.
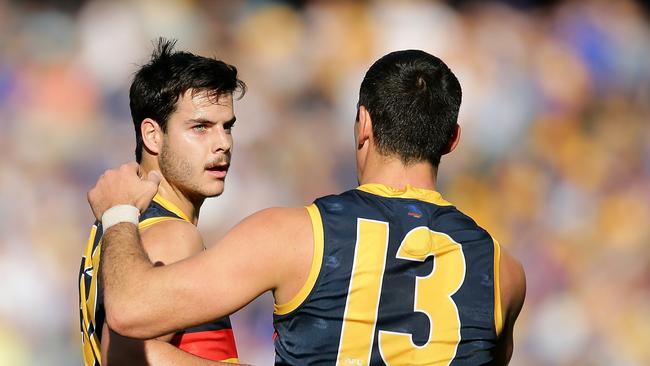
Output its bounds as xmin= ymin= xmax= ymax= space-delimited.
xmin=0 ymin=0 xmax=649 ymax=365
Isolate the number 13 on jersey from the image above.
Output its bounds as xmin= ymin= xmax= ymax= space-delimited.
xmin=336 ymin=218 xmax=466 ymax=366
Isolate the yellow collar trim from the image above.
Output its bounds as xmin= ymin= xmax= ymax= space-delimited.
xmin=152 ymin=194 xmax=191 ymax=222
xmin=356 ymin=183 xmax=452 ymax=206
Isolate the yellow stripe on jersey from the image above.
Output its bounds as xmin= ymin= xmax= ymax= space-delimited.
xmin=274 ymin=204 xmax=325 ymax=315
xmin=493 ymin=238 xmax=503 ymax=336
xmin=153 ymin=194 xmax=191 ymax=222
xmin=80 ymin=225 xmax=102 ymax=365
xmin=139 ymin=216 xmax=186 ymax=230
xmin=80 ymin=197 xmax=195 ymax=366
xmin=222 ymin=358 xmax=240 ymax=363
xmin=336 ymin=219 xmax=389 ymax=366
xmin=356 ymin=183 xmax=453 ymax=206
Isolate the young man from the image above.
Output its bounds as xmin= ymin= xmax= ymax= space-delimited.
xmin=78 ymin=39 xmax=245 ymax=365
xmin=89 ymin=50 xmax=526 ymax=365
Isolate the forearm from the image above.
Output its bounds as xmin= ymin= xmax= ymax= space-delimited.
xmin=102 ymin=327 xmax=238 ymax=366
xmin=145 ymin=340 xmax=242 ymax=366
xmin=101 ymin=222 xmax=220 ymax=338
xmin=101 ymin=222 xmax=158 ymax=336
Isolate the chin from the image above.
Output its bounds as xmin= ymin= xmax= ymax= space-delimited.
xmin=203 ymin=184 xmax=225 ymax=198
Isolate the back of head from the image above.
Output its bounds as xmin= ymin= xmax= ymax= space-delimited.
xmin=358 ymin=50 xmax=461 ymax=166
xmin=130 ymin=38 xmax=246 ymax=162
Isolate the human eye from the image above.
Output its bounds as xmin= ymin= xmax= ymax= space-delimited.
xmin=192 ymin=124 xmax=208 ymax=133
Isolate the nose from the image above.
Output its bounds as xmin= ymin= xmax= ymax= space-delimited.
xmin=211 ymin=126 xmax=232 ymax=154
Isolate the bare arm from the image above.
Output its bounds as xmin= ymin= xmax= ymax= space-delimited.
xmin=101 ymin=207 xmax=312 ymax=339
xmin=103 ymin=219 xmax=240 ymax=364
xmin=90 ymin=162 xmax=312 ymax=340
xmin=143 ymin=340 xmax=248 ymax=365
xmin=102 ymin=326 xmax=238 ymax=365
xmin=494 ymin=248 xmax=526 ymax=364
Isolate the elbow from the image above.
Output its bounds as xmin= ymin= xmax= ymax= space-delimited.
xmin=104 ymin=299 xmax=151 ymax=339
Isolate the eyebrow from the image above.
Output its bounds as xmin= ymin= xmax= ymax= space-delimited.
xmin=187 ymin=117 xmax=236 ymax=125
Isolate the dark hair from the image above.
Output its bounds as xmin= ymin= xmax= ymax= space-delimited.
xmin=130 ymin=38 xmax=246 ymax=162
xmin=358 ymin=50 xmax=461 ymax=166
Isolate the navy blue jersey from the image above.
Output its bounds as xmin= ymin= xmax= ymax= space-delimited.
xmin=274 ymin=184 xmax=502 ymax=365
xmin=79 ymin=195 xmax=239 ymax=365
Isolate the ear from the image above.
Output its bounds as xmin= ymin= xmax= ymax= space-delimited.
xmin=141 ymin=118 xmax=163 ymax=155
xmin=356 ymin=105 xmax=372 ymax=149
xmin=442 ymin=123 xmax=461 ymax=155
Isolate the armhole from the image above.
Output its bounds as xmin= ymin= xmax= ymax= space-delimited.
xmin=493 ymin=238 xmax=504 ymax=336
xmin=274 ymin=204 xmax=325 ymax=315
xmin=138 ymin=216 xmax=185 ymax=230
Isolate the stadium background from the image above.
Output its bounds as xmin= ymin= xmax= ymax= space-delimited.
xmin=1 ymin=0 xmax=649 ymax=364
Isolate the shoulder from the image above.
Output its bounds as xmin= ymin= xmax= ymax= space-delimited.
xmin=499 ymin=247 xmax=526 ymax=320
xmin=215 ymin=207 xmax=313 ymax=295
xmin=232 ymin=207 xmax=311 ymax=237
xmin=314 ymin=189 xmax=364 ymax=206
xmin=140 ymin=219 xmax=204 ymax=265
xmin=224 ymin=207 xmax=313 ymax=255
xmin=246 ymin=207 xmax=315 ymax=304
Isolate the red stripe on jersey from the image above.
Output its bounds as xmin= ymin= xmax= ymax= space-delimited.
xmin=171 ymin=329 xmax=238 ymax=361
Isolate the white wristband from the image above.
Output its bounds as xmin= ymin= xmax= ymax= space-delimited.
xmin=102 ymin=204 xmax=140 ymax=234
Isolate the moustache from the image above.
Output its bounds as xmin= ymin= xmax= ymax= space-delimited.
xmin=205 ymin=156 xmax=230 ymax=169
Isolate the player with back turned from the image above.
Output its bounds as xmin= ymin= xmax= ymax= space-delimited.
xmin=88 ymin=49 xmax=526 ymax=365
xmin=78 ymin=38 xmax=245 ymax=365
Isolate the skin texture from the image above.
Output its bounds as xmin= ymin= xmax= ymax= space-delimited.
xmin=494 ymin=249 xmax=526 ymax=364
xmin=102 ymin=221 xmax=245 ymax=366
xmin=97 ymin=90 xmax=242 ymax=365
xmin=89 ymin=106 xmax=526 ymax=363
xmin=140 ymin=91 xmax=235 ymax=219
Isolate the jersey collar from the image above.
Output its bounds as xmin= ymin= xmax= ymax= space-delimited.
xmin=356 ymin=183 xmax=452 ymax=206
xmin=152 ymin=194 xmax=192 ymax=222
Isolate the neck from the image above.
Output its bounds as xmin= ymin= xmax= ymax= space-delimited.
xmin=359 ymin=153 xmax=438 ymax=191
xmin=140 ymin=160 xmax=201 ymax=225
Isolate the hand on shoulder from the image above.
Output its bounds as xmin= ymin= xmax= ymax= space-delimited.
xmin=88 ymin=162 xmax=161 ymax=219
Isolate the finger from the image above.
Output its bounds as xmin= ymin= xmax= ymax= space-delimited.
xmin=87 ymin=189 xmax=103 ymax=220
xmin=147 ymin=170 xmax=162 ymax=186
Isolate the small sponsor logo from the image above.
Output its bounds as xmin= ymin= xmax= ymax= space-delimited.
xmin=408 ymin=211 xmax=422 ymax=218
